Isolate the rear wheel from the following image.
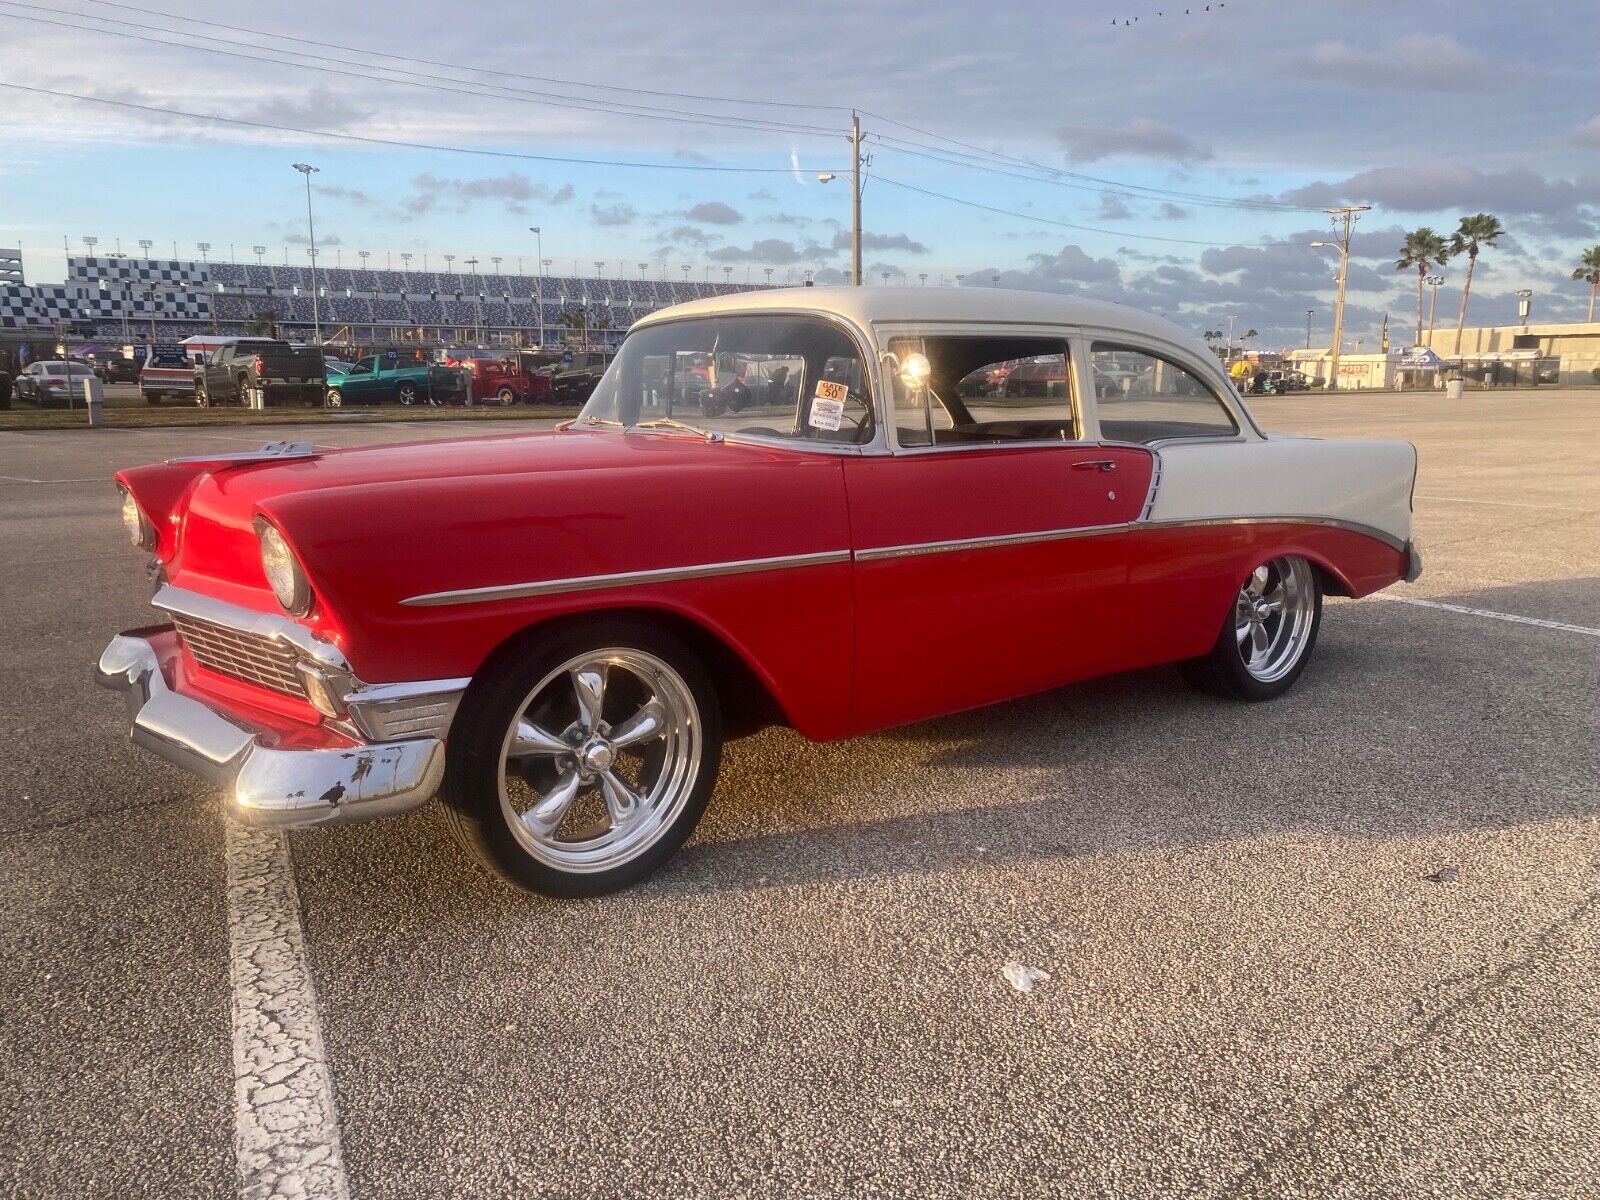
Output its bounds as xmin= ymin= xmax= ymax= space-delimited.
xmin=194 ymin=380 xmax=210 ymax=407
xmin=1180 ymin=555 xmax=1322 ymax=701
xmin=441 ymin=618 xmax=721 ymax=897
xmin=497 ymin=386 xmax=516 ymax=407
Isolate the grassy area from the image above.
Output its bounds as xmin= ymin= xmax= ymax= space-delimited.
xmin=0 ymin=403 xmax=573 ymax=431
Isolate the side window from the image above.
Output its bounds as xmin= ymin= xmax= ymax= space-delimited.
xmin=1090 ymin=344 xmax=1238 ymax=444
xmin=888 ymin=335 xmax=1074 ymax=448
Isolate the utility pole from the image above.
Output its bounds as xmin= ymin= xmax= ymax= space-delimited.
xmin=1225 ymin=313 xmax=1236 ymax=359
xmin=1305 ymin=309 xmax=1314 ymax=350
xmin=1318 ymin=205 xmax=1369 ymax=391
xmin=850 ymin=111 xmax=862 ymax=286
xmin=1425 ymin=275 xmax=1444 ymax=347
xmin=529 ymin=228 xmax=544 ymax=347
xmin=293 ymin=163 xmax=321 ymax=344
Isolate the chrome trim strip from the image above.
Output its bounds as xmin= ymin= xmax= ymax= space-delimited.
xmin=852 ymin=514 xmax=1408 ymax=564
xmin=1138 ymin=515 xmax=1409 ymax=554
xmin=400 ymin=549 xmax=852 ymax=608
xmin=153 ymin=584 xmax=350 ymax=672
xmin=854 ymin=522 xmax=1132 ymax=562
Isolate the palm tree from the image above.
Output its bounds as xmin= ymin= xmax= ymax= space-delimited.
xmin=1572 ymin=246 xmax=1600 ymax=323
xmin=1396 ymin=228 xmax=1449 ymax=346
xmin=1202 ymin=329 xmax=1226 ymax=361
xmin=1449 ymin=214 xmax=1504 ymax=353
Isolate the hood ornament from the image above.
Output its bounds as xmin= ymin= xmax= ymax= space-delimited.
xmin=167 ymin=440 xmax=319 ymax=467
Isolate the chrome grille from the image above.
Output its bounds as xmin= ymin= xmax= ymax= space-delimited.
xmin=171 ymin=612 xmax=307 ymax=699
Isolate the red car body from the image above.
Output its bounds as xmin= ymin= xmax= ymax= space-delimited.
xmin=444 ymin=351 xmax=551 ymax=405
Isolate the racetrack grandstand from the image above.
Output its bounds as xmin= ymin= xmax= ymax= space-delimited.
xmin=0 ymin=256 xmax=774 ymax=347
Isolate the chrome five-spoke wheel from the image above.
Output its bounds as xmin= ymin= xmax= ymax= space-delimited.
xmin=441 ymin=619 xmax=722 ymax=896
xmin=1233 ymin=556 xmax=1317 ymax=684
xmin=1182 ymin=553 xmax=1323 ymax=701
xmin=499 ymin=649 xmax=701 ymax=873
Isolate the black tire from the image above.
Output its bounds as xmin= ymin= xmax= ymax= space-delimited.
xmin=397 ymin=382 xmax=419 ymax=405
xmin=194 ymin=381 xmax=210 ymax=408
xmin=1179 ymin=555 xmax=1323 ymax=702
xmin=440 ymin=617 xmax=722 ymax=897
xmin=325 ymin=388 xmax=343 ymax=408
xmin=145 ymin=392 xmax=160 ymax=406
xmin=497 ymin=386 xmax=516 ymax=407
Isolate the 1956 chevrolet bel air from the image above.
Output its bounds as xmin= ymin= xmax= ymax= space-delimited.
xmin=98 ymin=288 xmax=1421 ymax=895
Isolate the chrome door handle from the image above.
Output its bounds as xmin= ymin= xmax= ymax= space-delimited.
xmin=1072 ymin=459 xmax=1117 ymax=472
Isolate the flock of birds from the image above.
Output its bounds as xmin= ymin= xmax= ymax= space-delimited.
xmin=1111 ymin=4 xmax=1224 ymax=24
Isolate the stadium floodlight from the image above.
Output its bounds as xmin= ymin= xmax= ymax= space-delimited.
xmin=292 ymin=164 xmax=321 ymax=343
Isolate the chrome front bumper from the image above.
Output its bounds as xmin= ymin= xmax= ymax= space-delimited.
xmin=95 ymin=631 xmax=447 ymax=829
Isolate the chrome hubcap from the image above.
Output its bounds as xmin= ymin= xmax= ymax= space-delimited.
xmin=497 ymin=649 xmax=699 ymax=872
xmin=1234 ymin=555 xmax=1316 ymax=683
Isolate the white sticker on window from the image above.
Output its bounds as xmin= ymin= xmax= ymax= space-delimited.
xmin=809 ymin=397 xmax=845 ymax=431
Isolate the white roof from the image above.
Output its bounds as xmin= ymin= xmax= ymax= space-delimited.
xmin=634 ymin=285 xmax=1200 ymax=347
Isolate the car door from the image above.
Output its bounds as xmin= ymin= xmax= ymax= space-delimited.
xmin=845 ymin=330 xmax=1154 ymax=733
xmin=344 ymin=356 xmax=379 ymax=400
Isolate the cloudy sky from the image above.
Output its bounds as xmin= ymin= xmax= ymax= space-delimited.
xmin=2 ymin=0 xmax=1597 ymax=347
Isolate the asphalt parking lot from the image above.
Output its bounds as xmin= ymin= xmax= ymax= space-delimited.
xmin=2 ymin=391 xmax=1597 ymax=1198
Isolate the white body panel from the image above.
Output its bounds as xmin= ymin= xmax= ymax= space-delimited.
xmin=1147 ymin=435 xmax=1416 ymax=547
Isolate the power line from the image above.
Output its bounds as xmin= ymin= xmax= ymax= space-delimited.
xmin=869 ymin=137 xmax=1313 ymax=214
xmin=874 ymin=176 xmax=1280 ymax=247
xmin=0 ymin=4 xmax=842 ymax=139
xmin=0 ymin=82 xmax=844 ymax=174
xmin=76 ymin=0 xmax=848 ymax=114
xmin=860 ymin=109 xmax=1318 ymax=212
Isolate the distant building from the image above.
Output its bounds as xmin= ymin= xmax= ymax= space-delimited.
xmin=0 ymin=248 xmax=22 ymax=286
xmin=1289 ymin=320 xmax=1597 ymax=387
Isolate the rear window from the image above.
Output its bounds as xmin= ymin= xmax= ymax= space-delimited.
xmin=146 ymin=347 xmax=188 ymax=367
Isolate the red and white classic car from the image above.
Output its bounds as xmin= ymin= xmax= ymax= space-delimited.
xmin=99 ymin=289 xmax=1421 ymax=895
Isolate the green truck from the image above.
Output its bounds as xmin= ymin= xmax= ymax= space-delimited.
xmin=324 ymin=352 xmax=462 ymax=407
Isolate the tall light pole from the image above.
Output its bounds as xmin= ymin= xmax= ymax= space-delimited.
xmin=465 ymin=257 xmax=481 ymax=341
xmin=138 ymin=239 xmax=152 ymax=262
xmin=292 ymin=163 xmax=321 ymax=343
xmin=252 ymin=245 xmax=266 ymax=266
xmin=1311 ymin=205 xmax=1369 ymax=391
xmin=196 ymin=242 xmax=210 ymax=264
xmin=1425 ymin=275 xmax=1444 ymax=347
xmin=82 ymin=235 xmax=98 ymax=259
xmin=1305 ymin=309 xmax=1315 ymax=350
xmin=529 ymin=227 xmax=544 ymax=346
xmin=1514 ymin=288 xmax=1533 ymax=330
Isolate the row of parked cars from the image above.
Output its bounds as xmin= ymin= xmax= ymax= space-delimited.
xmin=5 ymin=338 xmax=614 ymax=410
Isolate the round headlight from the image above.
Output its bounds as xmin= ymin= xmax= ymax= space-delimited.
xmin=256 ymin=520 xmax=311 ymax=615
xmin=119 ymin=486 xmax=154 ymax=549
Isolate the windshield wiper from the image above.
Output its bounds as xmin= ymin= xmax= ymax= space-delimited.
xmin=633 ymin=417 xmax=725 ymax=443
xmin=556 ymin=414 xmax=625 ymax=431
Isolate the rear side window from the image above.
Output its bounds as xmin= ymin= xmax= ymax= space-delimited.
xmin=887 ymin=335 xmax=1075 ymax=448
xmin=1091 ymin=344 xmax=1238 ymax=444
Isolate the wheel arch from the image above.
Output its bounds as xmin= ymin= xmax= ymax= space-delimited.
xmin=461 ymin=604 xmax=792 ymax=740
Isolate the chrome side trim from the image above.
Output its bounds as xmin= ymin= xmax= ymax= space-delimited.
xmin=854 ymin=522 xmax=1132 ymax=563
xmin=343 ymin=678 xmax=471 ymax=742
xmin=400 ymin=549 xmax=852 ymax=608
xmin=1138 ymin=515 xmax=1409 ymax=554
xmin=853 ymin=514 xmax=1409 ymax=564
xmin=153 ymin=584 xmax=350 ymax=672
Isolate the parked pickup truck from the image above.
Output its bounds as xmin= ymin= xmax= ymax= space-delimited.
xmin=324 ymin=352 xmax=460 ymax=406
xmin=139 ymin=344 xmax=196 ymax=404
xmin=193 ymin=339 xmax=326 ymax=407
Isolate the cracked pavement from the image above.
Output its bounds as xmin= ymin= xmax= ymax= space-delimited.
xmin=1 ymin=395 xmax=1597 ymax=1198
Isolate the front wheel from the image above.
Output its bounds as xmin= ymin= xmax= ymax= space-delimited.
xmin=441 ymin=619 xmax=722 ymax=897
xmin=497 ymin=386 xmax=516 ymax=407
xmin=194 ymin=381 xmax=210 ymax=408
xmin=397 ymin=382 xmax=419 ymax=405
xmin=325 ymin=388 xmax=343 ymax=408
xmin=1179 ymin=555 xmax=1322 ymax=701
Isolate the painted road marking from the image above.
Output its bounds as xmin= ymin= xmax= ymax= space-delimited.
xmin=1415 ymin=494 xmax=1593 ymax=513
xmin=1375 ymin=594 xmax=1600 ymax=638
xmin=226 ymin=824 xmax=350 ymax=1200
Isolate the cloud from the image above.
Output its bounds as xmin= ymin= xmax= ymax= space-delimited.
xmin=658 ymin=224 xmax=717 ymax=249
xmin=1300 ymin=34 xmax=1500 ymax=93
xmin=591 ymin=202 xmax=637 ymax=226
xmin=236 ymin=87 xmax=372 ymax=130
xmin=830 ymin=230 xmax=929 ymax=254
xmin=1097 ymin=193 xmax=1134 ymax=221
xmin=1057 ymin=118 xmax=1212 ymax=164
xmin=1157 ymin=202 xmax=1189 ymax=220
xmin=1279 ymin=164 xmax=1599 ymax=229
xmin=315 ymin=184 xmax=375 ymax=208
xmin=400 ymin=174 xmax=575 ymax=217
xmin=672 ymin=148 xmax=714 ymax=163
xmin=747 ymin=189 xmax=778 ymax=201
xmin=284 ymin=231 xmax=343 ymax=247
xmin=706 ymin=238 xmax=835 ymax=264
xmin=685 ymin=201 xmax=744 ymax=225
xmin=1574 ymin=116 xmax=1600 ymax=149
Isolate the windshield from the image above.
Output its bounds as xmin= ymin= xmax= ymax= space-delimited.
xmin=576 ymin=315 xmax=873 ymax=445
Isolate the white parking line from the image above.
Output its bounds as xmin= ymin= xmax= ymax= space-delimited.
xmin=1375 ymin=594 xmax=1600 ymax=638
xmin=225 ymin=824 xmax=350 ymax=1200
